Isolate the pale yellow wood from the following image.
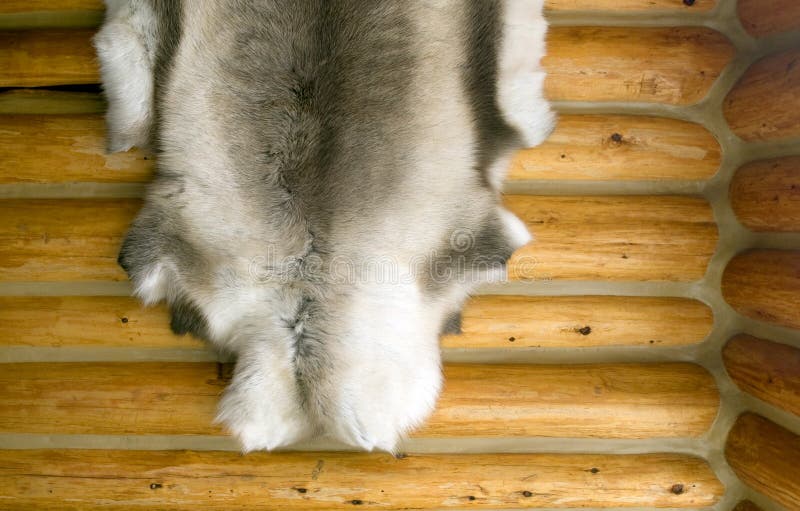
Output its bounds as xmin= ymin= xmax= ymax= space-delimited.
xmin=546 ymin=0 xmax=716 ymax=12
xmin=506 ymin=195 xmax=718 ymax=281
xmin=509 ymin=115 xmax=721 ymax=181
xmin=722 ymin=250 xmax=800 ymax=330
xmin=0 ymin=114 xmax=153 ymax=184
xmin=0 ymin=197 xmax=719 ymax=283
xmin=0 ymin=295 xmax=711 ymax=349
xmin=0 ymin=199 xmax=137 ymax=282
xmin=724 ymin=49 xmax=800 ymax=142
xmin=726 ymin=413 xmax=800 ymax=510
xmin=723 ymin=334 xmax=800 ymax=417
xmin=0 ymin=450 xmax=724 ymax=510
xmin=738 ymin=0 xmax=800 ymax=37
xmin=0 ymin=29 xmax=97 ymax=86
xmin=730 ymin=156 xmax=800 ymax=232
xmin=544 ymin=27 xmax=734 ymax=105
xmin=443 ymin=295 xmax=712 ymax=348
xmin=0 ymin=362 xmax=719 ymax=438
xmin=0 ymin=296 xmax=204 ymax=348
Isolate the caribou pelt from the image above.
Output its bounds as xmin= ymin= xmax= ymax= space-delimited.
xmin=95 ymin=0 xmax=554 ymax=452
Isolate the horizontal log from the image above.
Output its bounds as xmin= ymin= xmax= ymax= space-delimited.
xmin=0 ymin=114 xmax=152 ymax=183
xmin=0 ymin=1 xmax=102 ymax=14
xmin=0 ymin=29 xmax=97 ymax=87
xmin=445 ymin=295 xmax=712 ymax=348
xmin=546 ymin=0 xmax=716 ymax=11
xmin=722 ymin=250 xmax=800 ymax=330
xmin=1 ymin=113 xmax=722 ymax=183
xmin=0 ymin=196 xmax=718 ymax=282
xmin=507 ymin=195 xmax=717 ymax=281
xmin=0 ymin=362 xmax=719 ymax=438
xmin=724 ymin=49 xmax=800 ymax=142
xmin=0 ymin=295 xmax=712 ymax=349
xmin=509 ymin=115 xmax=721 ymax=181
xmin=730 ymin=156 xmax=800 ymax=232
xmin=737 ymin=0 xmax=800 ymax=37
xmin=0 ymin=27 xmax=734 ymax=105
xmin=723 ymin=334 xmax=800 ymax=417
xmin=726 ymin=413 xmax=800 ymax=510
xmin=0 ymin=450 xmax=723 ymax=510
xmin=544 ymin=27 xmax=734 ymax=105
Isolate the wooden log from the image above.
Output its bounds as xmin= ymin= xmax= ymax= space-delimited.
xmin=730 ymin=156 xmax=800 ymax=232
xmin=0 ymin=449 xmax=724 ymax=510
xmin=508 ymin=115 xmax=721 ymax=181
xmin=0 ymin=362 xmax=719 ymax=438
xmin=0 ymin=27 xmax=734 ymax=105
xmin=443 ymin=295 xmax=712 ymax=348
xmin=721 ymin=250 xmax=800 ymax=330
xmin=0 ymin=29 xmax=97 ymax=87
xmin=0 ymin=197 xmax=718 ymax=283
xmin=726 ymin=413 xmax=800 ymax=510
xmin=0 ymin=295 xmax=713 ymax=349
xmin=0 ymin=114 xmax=152 ymax=184
xmin=723 ymin=334 xmax=800 ymax=417
xmin=724 ymin=49 xmax=800 ymax=142
xmin=0 ymin=1 xmax=102 ymax=14
xmin=546 ymin=0 xmax=716 ymax=12
xmin=507 ymin=195 xmax=717 ymax=281
xmin=544 ymin=27 xmax=734 ymax=105
xmin=737 ymin=0 xmax=800 ymax=37
xmin=0 ymin=113 xmax=722 ymax=184
xmin=0 ymin=199 xmax=137 ymax=282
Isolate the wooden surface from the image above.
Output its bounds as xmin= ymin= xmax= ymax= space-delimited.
xmin=0 ymin=1 xmax=102 ymax=14
xmin=0 ymin=197 xmax=718 ymax=283
xmin=0 ymin=27 xmax=734 ymax=106
xmin=0 ymin=29 xmax=97 ymax=87
xmin=509 ymin=115 xmax=721 ymax=181
xmin=0 ymin=295 xmax=712 ymax=349
xmin=0 ymin=450 xmax=724 ymax=510
xmin=546 ymin=0 xmax=716 ymax=12
xmin=443 ymin=295 xmax=712 ymax=348
xmin=726 ymin=413 xmax=800 ymax=510
xmin=0 ymin=362 xmax=719 ymax=438
xmin=0 ymin=199 xmax=137 ymax=282
xmin=737 ymin=0 xmax=800 ymax=37
xmin=724 ymin=49 xmax=800 ymax=142
xmin=722 ymin=250 xmax=800 ymax=330
xmin=507 ymin=195 xmax=717 ymax=281
xmin=723 ymin=334 xmax=800 ymax=417
xmin=544 ymin=27 xmax=734 ymax=105
xmin=0 ymin=114 xmax=152 ymax=183
xmin=730 ymin=156 xmax=800 ymax=232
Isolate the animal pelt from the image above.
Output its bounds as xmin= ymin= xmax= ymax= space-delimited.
xmin=95 ymin=0 xmax=554 ymax=452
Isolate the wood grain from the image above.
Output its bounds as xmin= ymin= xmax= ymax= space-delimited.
xmin=509 ymin=115 xmax=721 ymax=181
xmin=0 ymin=1 xmax=102 ymax=14
xmin=546 ymin=0 xmax=716 ymax=12
xmin=724 ymin=49 xmax=800 ymax=142
xmin=0 ymin=114 xmax=152 ymax=183
xmin=507 ymin=195 xmax=718 ymax=281
xmin=0 ymin=199 xmax=137 ymax=282
xmin=0 ymin=295 xmax=712 ymax=349
xmin=0 ymin=27 xmax=733 ymax=106
xmin=0 ymin=29 xmax=97 ymax=87
xmin=730 ymin=156 xmax=800 ymax=232
xmin=544 ymin=27 xmax=734 ymax=105
xmin=726 ymin=413 xmax=800 ymax=510
xmin=738 ymin=0 xmax=800 ymax=37
xmin=0 ymin=450 xmax=724 ymax=510
xmin=0 ymin=362 xmax=719 ymax=438
xmin=0 ymin=197 xmax=719 ymax=283
xmin=723 ymin=334 xmax=800 ymax=417
xmin=722 ymin=250 xmax=800 ymax=330
xmin=443 ymin=295 xmax=712 ymax=348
